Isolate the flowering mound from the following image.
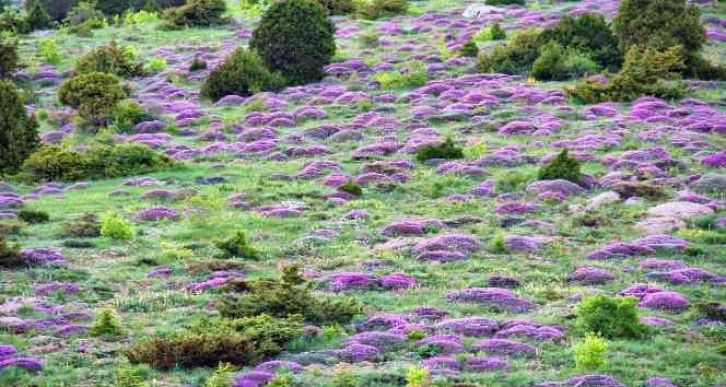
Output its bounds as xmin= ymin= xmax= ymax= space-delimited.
xmin=133 ymin=206 xmax=180 ymax=221
xmin=472 ymin=338 xmax=537 ymax=357
xmin=411 ymin=233 xmax=481 ymax=262
xmin=446 ymin=288 xmax=537 ymax=312
xmin=638 ymin=291 xmax=690 ymax=311
xmin=339 ymin=342 xmax=379 ymax=363
xmin=538 ymin=374 xmax=625 ymax=387
xmin=434 ymin=317 xmax=498 ymax=336
xmin=343 ymin=331 xmax=406 ymax=351
xmin=566 ymin=267 xmax=616 ymax=285
xmin=0 ymin=357 xmax=43 ymax=373
xmin=464 ymin=356 xmax=510 ymax=372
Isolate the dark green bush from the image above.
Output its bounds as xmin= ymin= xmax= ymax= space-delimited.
xmin=189 ymin=56 xmax=207 ymax=72
xmin=537 ymin=13 xmax=621 ymax=71
xmin=490 ymin=22 xmax=506 ymax=40
xmin=694 ymin=302 xmax=725 ymax=323
xmin=614 ymin=0 xmax=704 ymax=64
xmin=125 ymin=330 xmax=256 ymax=369
xmin=0 ymin=235 xmax=26 ymax=268
xmin=162 ymin=0 xmax=228 ymax=29
xmin=478 ymin=29 xmax=541 ymax=74
xmin=531 ymin=40 xmax=566 ymax=81
xmin=25 ymin=0 xmax=53 ymax=31
xmin=576 ymin=294 xmax=649 ymax=339
xmin=338 ymin=180 xmax=363 ymax=197
xmin=75 ymin=41 xmax=144 ymax=78
xmin=0 ymin=11 xmax=29 ymax=34
xmin=28 ymin=0 xmax=76 ymax=22
xmin=61 ymin=239 xmax=96 ymax=248
xmin=218 ymin=266 xmax=360 ymax=325
xmin=58 ymin=72 xmax=127 ymax=126
xmin=415 ymin=137 xmax=464 ymax=163
xmin=18 ymin=210 xmax=50 ymax=224
xmin=459 ymin=39 xmax=479 ymax=58
xmin=97 ymin=0 xmax=186 ymax=16
xmin=200 ymin=48 xmax=284 ymax=102
xmin=0 ymin=38 xmax=19 ymax=78
xmin=356 ymin=0 xmax=409 ymax=19
xmin=85 ymin=143 xmax=175 ymax=178
xmin=485 ymin=0 xmax=524 ymax=5
xmin=316 ymin=0 xmax=355 ymax=14
xmin=22 ymin=146 xmax=89 ymax=181
xmin=611 ymin=182 xmax=666 ymax=199
xmin=192 ymin=315 xmax=306 ymax=359
xmin=108 ymin=100 xmax=156 ymax=133
xmin=0 ymin=80 xmax=40 ymax=175
xmin=59 ymin=213 xmax=101 ymax=238
xmin=214 ymin=230 xmax=259 ymax=259
xmin=538 ymin=149 xmax=582 ymax=184
xmin=567 ymin=45 xmax=685 ymax=103
xmin=64 ymin=0 xmax=106 ymax=36
xmin=23 ymin=143 xmax=174 ymax=182
xmin=250 ymin=0 xmax=335 ymax=85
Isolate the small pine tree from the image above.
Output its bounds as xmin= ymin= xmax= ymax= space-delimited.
xmin=459 ymin=39 xmax=479 ymax=58
xmin=538 ymin=149 xmax=582 ymax=184
xmin=338 ymin=180 xmax=363 ymax=197
xmin=214 ymin=230 xmax=259 ymax=259
xmin=0 ymin=39 xmax=19 ymax=79
xmin=490 ymin=22 xmax=506 ymax=40
xmin=0 ymin=80 xmax=40 ymax=175
xmin=90 ymin=308 xmax=126 ymax=339
xmin=26 ymin=0 xmax=53 ymax=31
xmin=0 ymin=236 xmax=27 ymax=268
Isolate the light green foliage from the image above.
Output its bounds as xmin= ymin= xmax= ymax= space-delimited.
xmin=146 ymin=57 xmax=167 ymax=73
xmin=39 ymin=39 xmax=61 ymax=65
xmin=373 ymin=61 xmax=427 ymax=90
xmin=100 ymin=213 xmax=135 ymax=240
xmin=463 ymin=141 xmax=487 ymax=160
xmin=406 ymin=365 xmax=429 ymax=387
xmin=203 ymin=363 xmax=235 ymax=387
xmin=574 ymin=333 xmax=608 ymax=370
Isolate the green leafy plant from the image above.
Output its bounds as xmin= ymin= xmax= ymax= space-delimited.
xmin=538 ymin=148 xmax=582 ymax=183
xmin=100 ymin=213 xmax=134 ymax=240
xmin=189 ymin=56 xmax=207 ymax=71
xmin=575 ymin=294 xmax=649 ymax=339
xmin=146 ymin=57 xmax=167 ymax=73
xmin=250 ymin=0 xmax=335 ymax=85
xmin=214 ymin=230 xmax=259 ymax=259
